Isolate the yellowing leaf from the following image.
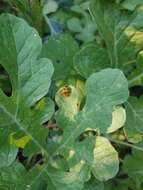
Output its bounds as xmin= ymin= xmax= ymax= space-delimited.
xmin=92 ymin=136 xmax=119 ymax=181
xmin=55 ymin=85 xmax=79 ymax=119
xmin=10 ymin=134 xmax=31 ymax=148
xmin=107 ymin=106 xmax=126 ymax=133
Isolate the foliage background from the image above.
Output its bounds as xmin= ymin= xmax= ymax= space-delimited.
xmin=0 ymin=0 xmax=143 ymax=189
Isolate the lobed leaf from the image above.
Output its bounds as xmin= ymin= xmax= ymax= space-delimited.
xmin=0 ymin=13 xmax=54 ymax=154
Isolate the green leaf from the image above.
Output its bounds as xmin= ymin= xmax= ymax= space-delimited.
xmin=46 ymin=167 xmax=84 ymax=190
xmin=71 ymin=136 xmax=119 ymax=182
xmin=67 ymin=18 xmax=83 ymax=33
xmin=67 ymin=137 xmax=93 ymax=182
xmin=70 ymin=163 xmax=91 ymax=183
xmin=0 ymin=160 xmax=84 ymax=190
xmin=123 ymin=147 xmax=143 ymax=188
xmin=0 ymin=13 xmax=54 ymax=154
xmin=128 ymin=51 xmax=143 ymax=86
xmin=104 ymin=179 xmax=131 ymax=190
xmin=0 ymin=161 xmax=33 ymax=190
xmin=72 ymin=136 xmax=119 ymax=181
xmin=79 ymin=68 xmax=129 ymax=134
xmin=67 ymin=3 xmax=96 ymax=42
xmin=0 ymin=161 xmax=47 ymax=190
xmin=34 ymin=97 xmax=55 ymax=124
xmin=55 ymin=69 xmax=127 ymax=182
xmin=74 ymin=43 xmax=110 ymax=79
xmin=43 ymin=0 xmax=58 ymax=15
xmin=67 ymin=19 xmax=96 ymax=43
xmin=0 ymin=13 xmax=53 ymax=106
xmin=0 ymin=129 xmax=18 ymax=168
xmin=124 ymin=96 xmax=143 ymax=143
xmin=121 ymin=0 xmax=143 ymax=11
xmin=41 ymin=34 xmax=78 ymax=80
xmin=83 ymin=177 xmax=104 ymax=190
xmin=87 ymin=0 xmax=143 ymax=79
xmin=60 ymin=68 xmax=129 ymax=151
xmin=74 ymin=137 xmax=95 ymax=165
xmin=9 ymin=0 xmax=43 ymax=36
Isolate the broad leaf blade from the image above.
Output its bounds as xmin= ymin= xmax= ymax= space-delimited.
xmin=0 ymin=14 xmax=53 ymax=106
xmin=81 ymin=68 xmax=129 ymax=133
xmin=74 ymin=43 xmax=109 ymax=79
xmin=46 ymin=167 xmax=84 ymax=190
xmin=0 ymin=129 xmax=18 ymax=168
xmin=128 ymin=51 xmax=143 ymax=86
xmin=83 ymin=178 xmax=104 ymax=190
xmin=124 ymin=96 xmax=143 ymax=143
xmin=41 ymin=34 xmax=78 ymax=80
xmin=0 ymin=13 xmax=54 ymax=155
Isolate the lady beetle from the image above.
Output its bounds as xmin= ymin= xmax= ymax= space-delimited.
xmin=59 ymin=85 xmax=72 ymax=97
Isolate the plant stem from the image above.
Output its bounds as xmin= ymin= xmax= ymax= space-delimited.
xmin=43 ymin=14 xmax=57 ymax=36
xmin=109 ymin=137 xmax=143 ymax=152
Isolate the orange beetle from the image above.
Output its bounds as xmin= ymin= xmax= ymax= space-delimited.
xmin=59 ymin=85 xmax=72 ymax=97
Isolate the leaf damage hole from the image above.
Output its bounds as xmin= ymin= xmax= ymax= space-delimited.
xmin=56 ymin=59 xmax=61 ymax=64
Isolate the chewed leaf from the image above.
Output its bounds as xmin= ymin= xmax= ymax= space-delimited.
xmin=107 ymin=106 xmax=126 ymax=133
